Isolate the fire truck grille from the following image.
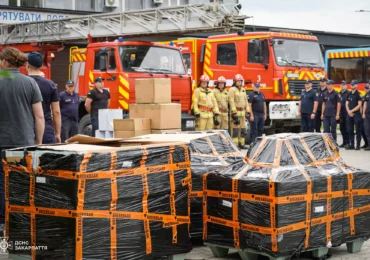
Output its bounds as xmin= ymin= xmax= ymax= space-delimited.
xmin=288 ymin=80 xmax=321 ymax=96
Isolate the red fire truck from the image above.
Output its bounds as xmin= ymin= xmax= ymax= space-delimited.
xmin=0 ymin=3 xmax=246 ymax=135
xmin=160 ymin=31 xmax=327 ymax=136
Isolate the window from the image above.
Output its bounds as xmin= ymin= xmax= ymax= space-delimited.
xmin=366 ymin=58 xmax=370 ymax=82
xmin=273 ymin=39 xmax=324 ymax=68
xmin=20 ymin=0 xmax=41 ymax=7
xmin=108 ymin=50 xmax=117 ymax=70
xmin=248 ymin=39 xmax=269 ymax=64
xmin=44 ymin=0 xmax=73 ymax=10
xmin=217 ymin=43 xmax=237 ymax=66
xmin=182 ymin=53 xmax=191 ymax=75
xmin=329 ymin=58 xmax=363 ymax=84
xmin=94 ymin=50 xmax=116 ymax=71
xmin=76 ymin=0 xmax=95 ymax=11
xmin=127 ymin=0 xmax=143 ymax=10
xmin=119 ymin=45 xmax=186 ymax=74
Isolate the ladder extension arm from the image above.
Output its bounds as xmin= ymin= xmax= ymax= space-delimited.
xmin=0 ymin=3 xmax=247 ymax=45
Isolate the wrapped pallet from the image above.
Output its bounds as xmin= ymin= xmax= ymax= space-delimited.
xmin=3 ymin=142 xmax=192 ymax=260
xmin=126 ymin=130 xmax=245 ymax=239
xmin=203 ymin=133 xmax=370 ymax=258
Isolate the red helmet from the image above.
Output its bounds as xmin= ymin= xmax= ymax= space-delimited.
xmin=216 ymin=76 xmax=226 ymax=83
xmin=234 ymin=74 xmax=244 ymax=81
xmin=199 ymin=74 xmax=210 ymax=82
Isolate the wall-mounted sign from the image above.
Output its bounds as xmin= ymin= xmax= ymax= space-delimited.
xmin=0 ymin=9 xmax=79 ymax=24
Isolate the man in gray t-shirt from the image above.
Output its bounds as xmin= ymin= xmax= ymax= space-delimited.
xmin=0 ymin=47 xmax=45 ymax=234
xmin=0 ymin=69 xmax=44 ymax=148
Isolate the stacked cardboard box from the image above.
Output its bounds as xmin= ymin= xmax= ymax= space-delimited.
xmin=4 ymin=139 xmax=192 ymax=259
xmin=130 ymin=78 xmax=181 ymax=133
xmin=113 ymin=118 xmax=151 ymax=138
xmin=203 ymin=133 xmax=370 ymax=258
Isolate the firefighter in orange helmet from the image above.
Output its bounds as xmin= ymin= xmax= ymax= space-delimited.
xmin=213 ymin=76 xmax=229 ymax=130
xmin=193 ymin=75 xmax=220 ymax=130
xmin=228 ymin=74 xmax=250 ymax=149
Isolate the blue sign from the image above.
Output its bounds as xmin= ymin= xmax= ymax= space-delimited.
xmin=0 ymin=10 xmax=73 ymax=23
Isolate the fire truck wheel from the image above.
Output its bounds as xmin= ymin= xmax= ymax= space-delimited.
xmin=78 ymin=114 xmax=92 ymax=136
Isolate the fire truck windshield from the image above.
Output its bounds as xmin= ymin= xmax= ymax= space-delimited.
xmin=119 ymin=45 xmax=186 ymax=74
xmin=273 ymin=39 xmax=324 ymax=68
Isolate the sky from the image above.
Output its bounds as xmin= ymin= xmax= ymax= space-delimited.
xmin=239 ymin=0 xmax=370 ymax=35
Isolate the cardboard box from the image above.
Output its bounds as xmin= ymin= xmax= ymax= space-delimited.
xmin=129 ymin=103 xmax=181 ymax=129
xmin=135 ymin=78 xmax=171 ymax=104
xmin=114 ymin=118 xmax=151 ymax=131
xmin=151 ymin=129 xmax=181 ymax=134
xmin=114 ymin=130 xmax=151 ymax=138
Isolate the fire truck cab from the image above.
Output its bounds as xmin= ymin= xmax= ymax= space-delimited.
xmin=206 ymin=31 xmax=326 ymax=134
xmin=166 ymin=32 xmax=326 ymax=136
xmin=70 ymin=39 xmax=194 ymax=135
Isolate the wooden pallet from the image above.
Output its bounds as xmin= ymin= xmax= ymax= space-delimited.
xmin=205 ymin=238 xmax=366 ymax=260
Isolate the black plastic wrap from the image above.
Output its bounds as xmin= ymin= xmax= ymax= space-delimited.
xmin=158 ymin=130 xmax=245 ymax=239
xmin=204 ymin=133 xmax=370 ymax=258
xmin=4 ymin=142 xmax=192 ymax=259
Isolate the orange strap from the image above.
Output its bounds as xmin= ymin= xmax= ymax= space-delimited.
xmin=202 ymin=172 xmax=210 ymax=240
xmin=110 ymin=152 xmax=118 ymax=260
xmin=198 ymin=105 xmax=213 ymax=112
xmin=140 ymin=148 xmax=152 ymax=255
xmin=236 ymin=107 xmax=245 ymax=111
xmin=76 ymin=153 xmax=91 ymax=260
xmin=180 ymin=144 xmax=192 ymax=233
xmin=36 ymin=161 xmax=191 ymax=180
xmin=168 ymin=146 xmax=178 ymax=244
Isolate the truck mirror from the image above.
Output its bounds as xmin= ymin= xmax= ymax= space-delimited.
xmin=99 ymin=55 xmax=107 ymax=72
xmin=249 ymin=39 xmax=260 ymax=57
xmin=99 ymin=47 xmax=109 ymax=56
xmin=98 ymin=47 xmax=109 ymax=72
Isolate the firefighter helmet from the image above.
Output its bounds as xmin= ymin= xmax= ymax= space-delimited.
xmin=234 ymin=74 xmax=244 ymax=81
xmin=216 ymin=76 xmax=226 ymax=83
xmin=199 ymin=74 xmax=210 ymax=82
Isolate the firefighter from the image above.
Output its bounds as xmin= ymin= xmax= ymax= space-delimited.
xmin=193 ymin=75 xmax=219 ymax=131
xmin=213 ymin=76 xmax=229 ymax=130
xmin=321 ymin=80 xmax=341 ymax=142
xmin=298 ymin=80 xmax=318 ymax=132
xmin=346 ymin=80 xmax=362 ymax=150
xmin=316 ymin=78 xmax=328 ymax=133
xmin=339 ymin=80 xmax=349 ymax=147
xmin=229 ymin=74 xmax=250 ymax=149
xmin=363 ymin=84 xmax=370 ymax=151
xmin=249 ymin=82 xmax=267 ymax=143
